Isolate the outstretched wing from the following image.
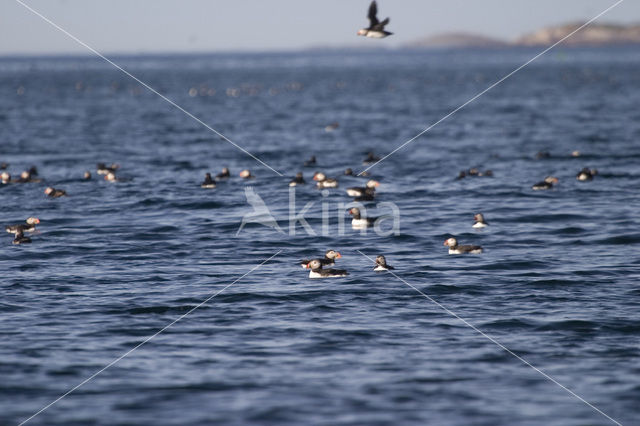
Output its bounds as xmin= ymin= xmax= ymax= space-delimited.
xmin=367 ymin=1 xmax=379 ymax=27
xmin=372 ymin=17 xmax=389 ymax=31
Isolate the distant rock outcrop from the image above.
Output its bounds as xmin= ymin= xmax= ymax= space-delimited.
xmin=405 ymin=32 xmax=507 ymax=48
xmin=516 ymin=22 xmax=640 ymax=46
xmin=404 ymin=22 xmax=640 ymax=49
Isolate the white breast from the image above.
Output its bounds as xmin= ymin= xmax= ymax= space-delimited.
xmin=351 ymin=218 xmax=370 ymax=228
xmin=366 ymin=31 xmax=387 ymax=38
xmin=374 ymin=265 xmax=387 ymax=271
xmin=309 ymin=270 xmax=324 ymax=278
xmin=472 ymin=222 xmax=487 ymax=228
xmin=346 ymin=189 xmax=361 ymax=197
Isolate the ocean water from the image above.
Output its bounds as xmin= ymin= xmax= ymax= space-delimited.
xmin=1 ymin=48 xmax=639 ymax=425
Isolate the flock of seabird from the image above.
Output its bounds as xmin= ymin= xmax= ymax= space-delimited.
xmin=2 ymin=2 xmax=601 ymax=280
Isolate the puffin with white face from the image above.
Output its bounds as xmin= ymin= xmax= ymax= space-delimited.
xmin=299 ymin=249 xmax=342 ymax=268
xmin=5 ymin=217 xmax=40 ymax=235
xmin=239 ymin=169 xmax=254 ymax=179
xmin=357 ymin=1 xmax=393 ymax=39
xmin=346 ymin=179 xmax=380 ymax=197
xmin=305 ymin=259 xmax=349 ymax=278
xmin=444 ymin=237 xmax=483 ymax=254
xmin=348 ymin=207 xmax=378 ymax=228
xmin=313 ymin=172 xmax=338 ymax=188
xmin=374 ymin=255 xmax=394 ymax=271
xmin=532 ymin=176 xmax=558 ymax=190
xmin=473 ymin=213 xmax=488 ymax=228
xmin=44 ymin=187 xmax=67 ymax=198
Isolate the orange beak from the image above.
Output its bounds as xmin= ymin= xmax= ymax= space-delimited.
xmin=304 ymin=262 xmax=311 ymax=269
xmin=335 ymin=252 xmax=342 ymax=259
xmin=35 ymin=218 xmax=40 ymax=224
xmin=443 ymin=240 xmax=448 ymax=246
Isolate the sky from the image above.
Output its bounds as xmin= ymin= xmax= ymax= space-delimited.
xmin=1 ymin=0 xmax=638 ymax=55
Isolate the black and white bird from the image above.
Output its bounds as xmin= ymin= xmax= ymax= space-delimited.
xmin=374 ymin=255 xmax=394 ymax=271
xmin=201 ymin=173 xmax=216 ymax=188
xmin=473 ymin=213 xmax=488 ymax=228
xmin=289 ymin=172 xmax=306 ymax=187
xmin=576 ymin=168 xmax=597 ymax=181
xmin=5 ymin=217 xmax=40 ymax=235
xmin=305 ymin=259 xmax=348 ymax=278
xmin=299 ymin=249 xmax=342 ymax=269
xmin=444 ymin=237 xmax=483 ymax=254
xmin=313 ymin=172 xmax=338 ymax=188
xmin=215 ymin=167 xmax=231 ymax=180
xmin=357 ymin=1 xmax=393 ymax=38
xmin=44 ymin=187 xmax=67 ymax=198
xmin=348 ymin=207 xmax=378 ymax=228
xmin=532 ymin=176 xmax=558 ymax=190
xmin=346 ymin=179 xmax=380 ymax=197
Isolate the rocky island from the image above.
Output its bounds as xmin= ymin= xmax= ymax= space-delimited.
xmin=406 ymin=22 xmax=640 ymax=49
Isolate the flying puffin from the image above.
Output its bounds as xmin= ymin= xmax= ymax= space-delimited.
xmin=357 ymin=1 xmax=393 ymax=39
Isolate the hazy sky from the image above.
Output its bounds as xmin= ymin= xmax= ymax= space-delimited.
xmin=1 ymin=0 xmax=637 ymax=55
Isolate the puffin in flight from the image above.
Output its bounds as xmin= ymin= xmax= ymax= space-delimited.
xmin=357 ymin=1 xmax=393 ymax=38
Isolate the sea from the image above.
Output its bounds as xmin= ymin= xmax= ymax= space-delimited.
xmin=1 ymin=47 xmax=639 ymax=425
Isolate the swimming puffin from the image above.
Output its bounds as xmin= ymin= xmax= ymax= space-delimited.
xmin=444 ymin=237 xmax=483 ymax=254
xmin=17 ymin=170 xmax=41 ymax=183
xmin=97 ymin=163 xmax=119 ymax=175
xmin=313 ymin=172 xmax=338 ymax=188
xmin=305 ymin=259 xmax=348 ymax=278
xmin=289 ymin=172 xmax=306 ymax=187
xmin=299 ymin=249 xmax=342 ymax=268
xmin=532 ymin=176 xmax=558 ymax=190
xmin=1 ymin=172 xmax=10 ymax=184
xmin=348 ymin=207 xmax=378 ymax=228
xmin=473 ymin=213 xmax=488 ymax=228
xmin=346 ymin=179 xmax=380 ymax=197
xmin=357 ymin=1 xmax=393 ymax=38
xmin=239 ymin=169 xmax=254 ymax=179
xmin=44 ymin=187 xmax=67 ymax=198
xmin=201 ymin=173 xmax=216 ymax=188
xmin=12 ymin=229 xmax=32 ymax=245
xmin=374 ymin=255 xmax=395 ymax=271
xmin=83 ymin=171 xmax=92 ymax=180
xmin=5 ymin=217 xmax=40 ymax=234
xmin=215 ymin=167 xmax=230 ymax=180
xmin=576 ymin=168 xmax=597 ymax=181
xmin=304 ymin=156 xmax=316 ymax=167
xmin=104 ymin=172 xmax=119 ymax=182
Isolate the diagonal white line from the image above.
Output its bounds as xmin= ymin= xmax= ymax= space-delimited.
xmin=356 ymin=250 xmax=622 ymax=426
xmin=14 ymin=0 xmax=284 ymax=177
xmin=358 ymin=0 xmax=625 ymax=175
xmin=18 ymin=250 xmax=283 ymax=426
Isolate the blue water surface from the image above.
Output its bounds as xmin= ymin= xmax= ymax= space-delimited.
xmin=1 ymin=48 xmax=639 ymax=425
